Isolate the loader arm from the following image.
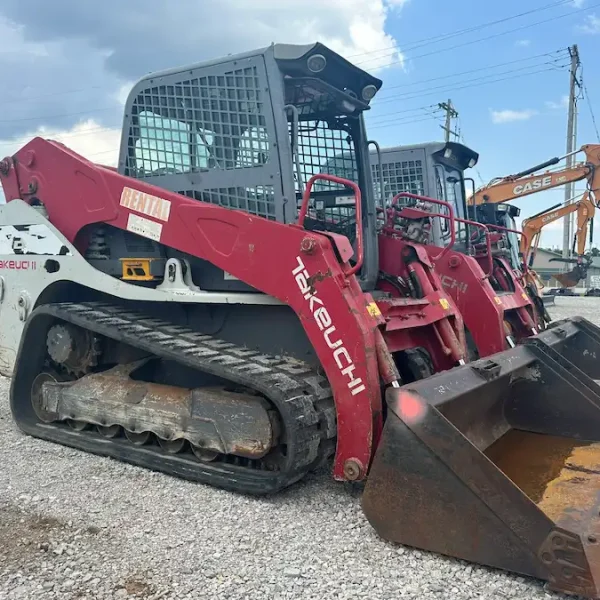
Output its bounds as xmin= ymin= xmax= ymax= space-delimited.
xmin=0 ymin=137 xmax=386 ymax=481
xmin=470 ymin=144 xmax=600 ymax=206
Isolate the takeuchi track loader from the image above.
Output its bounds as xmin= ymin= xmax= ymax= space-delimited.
xmin=4 ymin=42 xmax=600 ymax=598
xmin=369 ymin=142 xmax=544 ymax=358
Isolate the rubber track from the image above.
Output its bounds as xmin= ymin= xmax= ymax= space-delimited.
xmin=16 ymin=301 xmax=336 ymax=495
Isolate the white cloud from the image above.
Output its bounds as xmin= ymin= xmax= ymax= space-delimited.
xmin=286 ymin=0 xmax=406 ymax=71
xmin=579 ymin=14 xmax=600 ymax=34
xmin=515 ymin=39 xmax=531 ymax=47
xmin=490 ymin=109 xmax=538 ymax=124
xmin=0 ymin=119 xmax=120 ymax=202
xmin=572 ymin=0 xmax=586 ymax=7
xmin=0 ymin=119 xmax=121 ymax=168
xmin=545 ymin=95 xmax=569 ymax=110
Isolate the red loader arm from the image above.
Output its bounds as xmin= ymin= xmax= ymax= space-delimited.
xmin=0 ymin=138 xmax=383 ymax=481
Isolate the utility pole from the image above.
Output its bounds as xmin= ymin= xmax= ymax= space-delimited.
xmin=562 ymin=44 xmax=580 ymax=261
xmin=438 ymin=99 xmax=458 ymax=142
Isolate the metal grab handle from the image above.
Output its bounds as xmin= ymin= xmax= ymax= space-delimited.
xmin=368 ymin=140 xmax=384 ymax=210
xmin=388 ymin=192 xmax=457 ymax=261
xmin=297 ymin=173 xmax=363 ymax=277
xmin=284 ymin=105 xmax=304 ymax=194
xmin=456 ymin=217 xmax=493 ymax=278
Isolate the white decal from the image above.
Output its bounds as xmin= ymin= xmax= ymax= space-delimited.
xmin=292 ymin=256 xmax=366 ymax=397
xmin=120 ymin=187 xmax=171 ymax=222
xmin=512 ymin=175 xmax=552 ymax=195
xmin=126 ymin=213 xmax=163 ymax=242
xmin=541 ymin=211 xmax=560 ymax=223
xmin=0 ymin=224 xmax=70 ymax=256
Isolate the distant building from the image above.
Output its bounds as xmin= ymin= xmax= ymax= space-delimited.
xmin=530 ymin=247 xmax=600 ymax=288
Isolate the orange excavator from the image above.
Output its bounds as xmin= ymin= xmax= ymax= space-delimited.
xmin=468 ymin=144 xmax=600 ymax=297
xmin=521 ymin=191 xmax=596 ymax=288
xmin=470 ymin=144 xmax=600 ymax=207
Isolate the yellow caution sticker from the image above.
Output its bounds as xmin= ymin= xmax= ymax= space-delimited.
xmin=494 ymin=296 xmax=502 ymax=305
xmin=367 ymin=302 xmax=382 ymax=317
xmin=440 ymin=298 xmax=450 ymax=310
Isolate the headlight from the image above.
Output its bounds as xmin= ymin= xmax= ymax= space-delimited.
xmin=307 ymin=54 xmax=327 ymax=73
xmin=362 ymin=85 xmax=378 ymax=102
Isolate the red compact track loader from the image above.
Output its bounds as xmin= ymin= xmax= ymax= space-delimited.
xmin=370 ymin=141 xmax=545 ymax=359
xmin=3 ymin=43 xmax=600 ymax=598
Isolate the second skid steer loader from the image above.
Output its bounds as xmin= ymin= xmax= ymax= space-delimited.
xmin=370 ymin=141 xmax=545 ymax=357
xmin=3 ymin=42 xmax=600 ymax=598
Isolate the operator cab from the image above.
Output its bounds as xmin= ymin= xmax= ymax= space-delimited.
xmin=475 ymin=203 xmax=522 ymax=269
xmin=369 ymin=141 xmax=479 ymax=250
xmin=114 ymin=42 xmax=381 ymax=291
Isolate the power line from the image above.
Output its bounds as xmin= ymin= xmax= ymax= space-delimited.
xmin=347 ymin=0 xmax=576 ymax=60
xmin=0 ymin=125 xmax=121 ymax=148
xmin=367 ymin=105 xmax=442 ymax=123
xmin=373 ymin=64 xmax=568 ymax=105
xmin=375 ymin=49 xmax=568 ymax=95
xmin=367 ymin=114 xmax=445 ymax=130
xmin=356 ymin=2 xmax=600 ymax=69
xmin=0 ymin=106 xmax=119 ymax=124
xmin=580 ymin=68 xmax=600 ymax=143
xmin=375 ymin=57 xmax=569 ymax=103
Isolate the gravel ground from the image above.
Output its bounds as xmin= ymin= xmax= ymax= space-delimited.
xmin=1 ymin=297 xmax=598 ymax=600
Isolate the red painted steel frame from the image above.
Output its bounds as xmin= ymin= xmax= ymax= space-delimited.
xmin=389 ymin=192 xmax=456 ymax=261
xmin=378 ymin=192 xmax=536 ymax=357
xmin=298 ymin=174 xmax=363 ymax=276
xmin=1 ymin=139 xmax=384 ymax=481
xmin=485 ymin=222 xmax=530 ymax=279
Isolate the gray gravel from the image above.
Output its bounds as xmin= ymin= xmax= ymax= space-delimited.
xmin=1 ymin=298 xmax=596 ymax=600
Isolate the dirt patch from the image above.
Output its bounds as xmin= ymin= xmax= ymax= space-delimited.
xmin=0 ymin=504 xmax=65 ymax=574
xmin=124 ymin=575 xmax=155 ymax=597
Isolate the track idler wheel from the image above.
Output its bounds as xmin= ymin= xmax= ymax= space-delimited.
xmin=31 ymin=371 xmax=64 ymax=423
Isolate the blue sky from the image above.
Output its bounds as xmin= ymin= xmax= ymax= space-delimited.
xmin=0 ymin=0 xmax=598 ymax=249
xmin=365 ymin=0 xmax=600 ymax=249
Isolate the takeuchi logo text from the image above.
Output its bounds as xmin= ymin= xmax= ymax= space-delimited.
xmin=292 ymin=256 xmax=366 ymax=396
xmin=0 ymin=260 xmax=36 ymax=270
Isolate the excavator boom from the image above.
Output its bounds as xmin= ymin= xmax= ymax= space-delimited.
xmin=521 ymin=192 xmax=596 ymax=287
xmin=470 ymin=144 xmax=600 ymax=206
xmin=521 ymin=192 xmax=596 ymax=258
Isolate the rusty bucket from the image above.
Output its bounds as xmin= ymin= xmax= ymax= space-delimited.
xmin=363 ymin=317 xmax=600 ymax=598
